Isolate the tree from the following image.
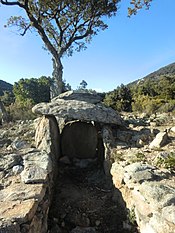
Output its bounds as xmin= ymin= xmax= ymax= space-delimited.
xmin=104 ymin=84 xmax=132 ymax=112
xmin=128 ymin=0 xmax=153 ymax=16
xmin=0 ymin=91 xmax=15 ymax=106
xmin=0 ymin=100 xmax=9 ymax=123
xmin=1 ymin=0 xmax=120 ymax=96
xmin=13 ymin=76 xmax=52 ymax=104
xmin=78 ymin=80 xmax=88 ymax=90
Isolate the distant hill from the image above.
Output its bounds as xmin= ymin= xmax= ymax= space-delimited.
xmin=104 ymin=62 xmax=175 ymax=113
xmin=128 ymin=62 xmax=175 ymax=87
xmin=0 ymin=80 xmax=13 ymax=96
xmin=144 ymin=62 xmax=175 ymax=79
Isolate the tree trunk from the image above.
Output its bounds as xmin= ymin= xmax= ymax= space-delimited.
xmin=0 ymin=101 xmax=9 ymax=123
xmin=50 ymin=57 xmax=63 ymax=99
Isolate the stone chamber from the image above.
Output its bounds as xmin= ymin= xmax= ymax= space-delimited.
xmin=32 ymin=91 xmax=135 ymax=232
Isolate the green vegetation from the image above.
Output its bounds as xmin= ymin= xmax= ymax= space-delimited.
xmin=13 ymin=76 xmax=52 ymax=105
xmin=104 ymin=84 xmax=132 ymax=112
xmin=0 ymin=80 xmax=13 ymax=96
xmin=130 ymin=152 xmax=146 ymax=163
xmin=111 ymin=149 xmax=125 ymax=162
xmin=104 ymin=63 xmax=175 ymax=114
xmin=155 ymin=152 xmax=175 ymax=171
xmin=0 ymin=76 xmax=53 ymax=121
xmin=128 ymin=0 xmax=152 ymax=16
xmin=1 ymin=62 xmax=175 ymax=121
xmin=127 ymin=206 xmax=136 ymax=225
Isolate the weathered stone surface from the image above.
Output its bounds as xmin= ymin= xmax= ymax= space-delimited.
xmin=35 ymin=116 xmax=60 ymax=157
xmin=56 ymin=90 xmax=103 ymax=104
xmin=170 ymin=126 xmax=175 ymax=133
xmin=162 ymin=205 xmax=175 ymax=224
xmin=12 ymin=165 xmax=23 ymax=175
xmin=32 ymin=98 xmax=123 ymax=125
xmin=111 ymin=161 xmax=175 ymax=233
xmin=123 ymin=163 xmax=156 ymax=188
xmin=0 ymin=182 xmax=46 ymax=202
xmin=149 ymin=131 xmax=169 ymax=148
xmin=10 ymin=138 xmax=29 ymax=150
xmin=0 ymin=120 xmax=53 ymax=233
xmin=21 ymin=151 xmax=52 ymax=184
xmin=0 ymin=153 xmax=22 ymax=171
xmin=139 ymin=182 xmax=175 ymax=209
xmin=0 ymin=199 xmax=38 ymax=223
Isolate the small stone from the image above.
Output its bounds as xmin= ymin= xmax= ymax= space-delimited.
xmin=12 ymin=165 xmax=23 ymax=175
xmin=149 ymin=131 xmax=169 ymax=149
xmin=95 ymin=220 xmax=101 ymax=226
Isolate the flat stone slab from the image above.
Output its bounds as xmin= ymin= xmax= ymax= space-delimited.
xmin=57 ymin=90 xmax=103 ymax=104
xmin=32 ymin=98 xmax=123 ymax=125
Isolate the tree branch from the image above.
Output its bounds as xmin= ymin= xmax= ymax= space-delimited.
xmin=20 ymin=23 xmax=31 ymax=36
xmin=0 ymin=0 xmax=24 ymax=8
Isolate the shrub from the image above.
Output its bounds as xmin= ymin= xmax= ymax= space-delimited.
xmin=6 ymin=99 xmax=36 ymax=121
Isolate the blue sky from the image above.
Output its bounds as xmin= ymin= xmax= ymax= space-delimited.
xmin=0 ymin=0 xmax=175 ymax=92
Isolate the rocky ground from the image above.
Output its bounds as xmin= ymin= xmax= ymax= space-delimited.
xmin=0 ymin=112 xmax=174 ymax=233
xmin=47 ymin=162 xmax=137 ymax=233
xmin=112 ymin=112 xmax=175 ymax=173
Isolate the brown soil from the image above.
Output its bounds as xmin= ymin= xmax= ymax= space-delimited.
xmin=48 ymin=162 xmax=137 ymax=233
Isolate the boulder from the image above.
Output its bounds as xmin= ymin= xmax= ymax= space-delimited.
xmin=149 ymin=131 xmax=169 ymax=149
xmin=32 ymin=92 xmax=123 ymax=125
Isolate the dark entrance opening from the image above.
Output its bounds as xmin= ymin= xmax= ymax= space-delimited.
xmin=60 ymin=121 xmax=105 ymax=168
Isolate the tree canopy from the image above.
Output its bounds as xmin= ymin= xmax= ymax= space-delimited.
xmin=128 ymin=0 xmax=152 ymax=16
xmin=1 ymin=0 xmax=153 ymax=96
xmin=13 ymin=76 xmax=52 ymax=104
xmin=1 ymin=0 xmax=121 ymax=96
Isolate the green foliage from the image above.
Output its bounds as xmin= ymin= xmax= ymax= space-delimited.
xmin=127 ymin=63 xmax=175 ymax=114
xmin=0 ymin=80 xmax=13 ymax=96
xmin=127 ymin=206 xmax=136 ymax=225
xmin=13 ymin=76 xmax=52 ymax=104
xmin=6 ymin=99 xmax=35 ymax=121
xmin=0 ymin=91 xmax=15 ymax=106
xmin=132 ymin=95 xmax=165 ymax=114
xmin=63 ymin=79 xmax=71 ymax=92
xmin=130 ymin=152 xmax=146 ymax=163
xmin=128 ymin=0 xmax=152 ymax=16
xmin=77 ymin=80 xmax=88 ymax=90
xmin=2 ymin=0 xmax=120 ymax=57
xmin=104 ymin=84 xmax=132 ymax=112
xmin=155 ymin=152 xmax=175 ymax=171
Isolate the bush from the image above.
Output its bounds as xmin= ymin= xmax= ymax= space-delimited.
xmin=132 ymin=95 xmax=173 ymax=114
xmin=6 ymin=99 xmax=36 ymax=121
xmin=156 ymin=152 xmax=175 ymax=171
xmin=104 ymin=84 xmax=132 ymax=112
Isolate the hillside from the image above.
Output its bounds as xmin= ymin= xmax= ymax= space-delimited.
xmin=0 ymin=80 xmax=13 ymax=96
xmin=144 ymin=62 xmax=175 ymax=79
xmin=104 ymin=62 xmax=175 ymax=113
xmin=128 ymin=62 xmax=175 ymax=87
